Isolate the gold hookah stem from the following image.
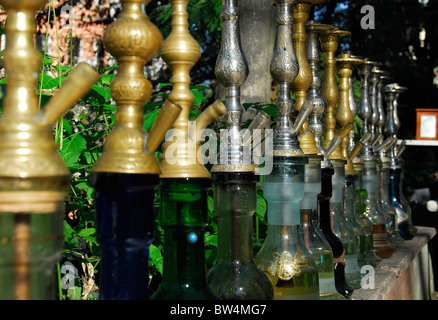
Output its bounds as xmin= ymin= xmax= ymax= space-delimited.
xmin=335 ymin=53 xmax=364 ymax=175
xmin=92 ymin=0 xmax=180 ymax=175
xmin=0 ymin=0 xmax=98 ymax=300
xmin=160 ymin=0 xmax=226 ymax=178
xmin=319 ymin=29 xmax=350 ymax=159
xmin=292 ymin=2 xmax=319 ymax=155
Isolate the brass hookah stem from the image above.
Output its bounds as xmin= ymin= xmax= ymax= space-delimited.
xmin=335 ymin=53 xmax=363 ymax=174
xmin=292 ymin=1 xmax=325 ymax=155
xmin=0 ymin=0 xmax=98 ymax=300
xmin=319 ymin=29 xmax=350 ymax=159
xmin=160 ymin=0 xmax=226 ymax=178
xmin=93 ymin=0 xmax=181 ymax=175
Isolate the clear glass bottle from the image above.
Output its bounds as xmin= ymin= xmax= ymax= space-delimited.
xmin=207 ymin=172 xmax=273 ymax=300
xmin=378 ymin=162 xmax=404 ymax=247
xmin=152 ymin=178 xmax=219 ymax=300
xmin=389 ymin=168 xmax=414 ymax=240
xmin=255 ymin=156 xmax=319 ymax=300
xmin=353 ymin=164 xmax=382 ymax=267
xmin=302 ymin=157 xmax=345 ymax=300
xmin=362 ymin=160 xmax=395 ymax=258
xmin=331 ymin=160 xmax=362 ymax=289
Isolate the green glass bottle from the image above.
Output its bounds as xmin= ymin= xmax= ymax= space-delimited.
xmin=344 ymin=174 xmax=369 ymax=268
xmin=207 ymin=172 xmax=273 ymax=299
xmin=152 ymin=178 xmax=218 ymax=300
xmin=353 ymin=164 xmax=382 ymax=266
xmin=255 ymin=156 xmax=319 ymax=300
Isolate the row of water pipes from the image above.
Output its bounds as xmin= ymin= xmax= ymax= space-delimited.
xmin=0 ymin=0 xmax=414 ymax=300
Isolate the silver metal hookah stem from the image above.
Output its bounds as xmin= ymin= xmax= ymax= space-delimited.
xmin=305 ymin=22 xmax=327 ymax=157
xmin=271 ymin=0 xmax=304 ymax=157
xmin=357 ymin=59 xmax=375 ymax=161
xmin=383 ymin=83 xmax=407 ymax=169
xmin=214 ymin=0 xmax=249 ymax=167
xmin=369 ymin=63 xmax=381 ymax=145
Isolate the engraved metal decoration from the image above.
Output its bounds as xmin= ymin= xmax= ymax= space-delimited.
xmin=271 ymin=0 xmax=312 ymax=157
xmin=0 ymin=0 xmax=99 ymax=299
xmin=159 ymin=0 xmax=227 ymax=178
xmin=93 ymin=0 xmax=181 ymax=175
xmin=212 ymin=0 xmax=270 ymax=173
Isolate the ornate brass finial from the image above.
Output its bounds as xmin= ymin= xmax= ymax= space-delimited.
xmin=335 ymin=52 xmax=364 ymax=175
xmin=159 ymin=0 xmax=227 ymax=178
xmin=319 ymin=29 xmax=350 ymax=159
xmin=92 ymin=0 xmax=181 ymax=175
xmin=0 ymin=0 xmax=98 ymax=299
xmin=292 ymin=1 xmax=325 ymax=155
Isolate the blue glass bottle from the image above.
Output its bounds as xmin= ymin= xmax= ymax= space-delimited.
xmin=389 ymin=169 xmax=414 ymax=240
xmin=92 ymin=172 xmax=158 ymax=300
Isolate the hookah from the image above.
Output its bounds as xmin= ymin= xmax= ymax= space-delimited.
xmin=320 ymin=28 xmax=350 ymax=157
xmin=0 ymin=0 xmax=99 ymax=299
xmin=206 ymin=0 xmax=273 ymax=300
xmin=373 ymin=69 xmax=405 ymax=249
xmin=383 ymin=83 xmax=415 ymax=241
xmin=327 ymin=52 xmax=363 ymax=289
xmin=357 ymin=59 xmax=395 ymax=259
xmin=310 ymin=25 xmax=359 ymax=299
xmin=151 ymin=0 xmax=227 ymax=300
xmin=299 ymin=21 xmax=348 ymax=300
xmin=254 ymin=0 xmax=319 ymax=300
xmin=291 ymin=0 xmax=325 ymax=155
xmin=90 ymin=0 xmax=182 ymax=300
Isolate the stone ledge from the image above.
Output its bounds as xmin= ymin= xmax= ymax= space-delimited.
xmin=351 ymin=226 xmax=436 ymax=300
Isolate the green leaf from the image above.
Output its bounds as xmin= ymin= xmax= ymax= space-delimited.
xmin=64 ymin=221 xmax=78 ymax=248
xmin=62 ymin=118 xmax=73 ymax=135
xmin=191 ymin=90 xmax=204 ymax=107
xmin=143 ymin=109 xmax=160 ymax=131
xmin=77 ymin=228 xmax=96 ymax=237
xmin=100 ymin=74 xmax=115 ymax=86
xmin=255 ymin=193 xmax=267 ymax=224
xmin=207 ymin=195 xmax=214 ymax=213
xmin=91 ymin=84 xmax=112 ymax=102
xmin=60 ymin=134 xmax=87 ymax=166
xmin=67 ymin=284 xmax=82 ymax=300
xmin=149 ymin=244 xmax=163 ymax=275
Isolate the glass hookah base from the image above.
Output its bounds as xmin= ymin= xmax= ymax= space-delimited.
xmin=264 ymin=271 xmax=319 ymax=300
